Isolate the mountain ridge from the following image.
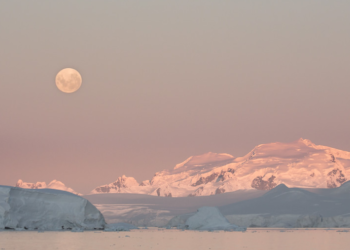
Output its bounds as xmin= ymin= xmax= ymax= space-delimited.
xmin=16 ymin=179 xmax=81 ymax=196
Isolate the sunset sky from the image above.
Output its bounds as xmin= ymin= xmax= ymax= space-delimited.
xmin=1 ymin=1 xmax=350 ymax=193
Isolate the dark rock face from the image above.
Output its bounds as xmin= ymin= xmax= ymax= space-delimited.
xmin=215 ymin=169 xmax=235 ymax=182
xmin=249 ymin=151 xmax=256 ymax=160
xmin=192 ymin=173 xmax=219 ymax=187
xmin=251 ymin=175 xmax=277 ymax=190
xmin=35 ymin=183 xmax=45 ymax=188
xmin=227 ymin=168 xmax=235 ymax=174
xmin=94 ymin=186 xmax=111 ymax=193
xmin=112 ymin=177 xmax=131 ymax=189
xmin=156 ymin=188 xmax=172 ymax=197
xmin=330 ymin=154 xmax=336 ymax=163
xmin=112 ymin=181 xmax=123 ymax=188
xmin=327 ymin=168 xmax=347 ymax=188
xmin=192 ymin=168 xmax=235 ymax=187
xmin=188 ymin=187 xmax=204 ymax=197
xmin=215 ymin=187 xmax=225 ymax=194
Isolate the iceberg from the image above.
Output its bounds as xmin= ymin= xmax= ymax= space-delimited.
xmin=0 ymin=185 xmax=105 ymax=230
xmin=168 ymin=206 xmax=245 ymax=231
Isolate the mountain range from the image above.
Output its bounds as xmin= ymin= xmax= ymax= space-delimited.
xmin=15 ymin=179 xmax=81 ymax=196
xmin=16 ymin=139 xmax=350 ymax=197
xmin=90 ymin=138 xmax=350 ymax=197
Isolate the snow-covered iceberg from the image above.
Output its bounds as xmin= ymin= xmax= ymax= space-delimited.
xmin=168 ymin=206 xmax=245 ymax=231
xmin=0 ymin=185 xmax=105 ymax=230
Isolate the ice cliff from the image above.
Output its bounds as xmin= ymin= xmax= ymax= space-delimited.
xmin=0 ymin=185 xmax=105 ymax=230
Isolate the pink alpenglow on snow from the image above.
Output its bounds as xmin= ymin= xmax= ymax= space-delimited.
xmin=16 ymin=179 xmax=81 ymax=196
xmin=91 ymin=139 xmax=350 ymax=197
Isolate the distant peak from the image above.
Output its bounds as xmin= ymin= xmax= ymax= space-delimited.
xmin=275 ymin=183 xmax=289 ymax=189
xmin=297 ymin=138 xmax=315 ymax=146
xmin=265 ymin=183 xmax=289 ymax=196
xmin=48 ymin=180 xmax=63 ymax=185
xmin=16 ymin=179 xmax=81 ymax=195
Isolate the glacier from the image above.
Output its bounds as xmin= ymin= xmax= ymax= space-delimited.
xmin=0 ymin=185 xmax=105 ymax=230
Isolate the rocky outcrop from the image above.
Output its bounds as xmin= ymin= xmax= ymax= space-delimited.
xmin=188 ymin=187 xmax=204 ymax=197
xmin=215 ymin=187 xmax=225 ymax=194
xmin=156 ymin=187 xmax=172 ymax=197
xmin=327 ymin=169 xmax=347 ymax=188
xmin=192 ymin=173 xmax=220 ymax=187
xmin=251 ymin=176 xmax=277 ymax=190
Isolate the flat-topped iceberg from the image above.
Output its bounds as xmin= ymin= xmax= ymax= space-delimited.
xmin=168 ymin=206 xmax=245 ymax=231
xmin=0 ymin=185 xmax=105 ymax=230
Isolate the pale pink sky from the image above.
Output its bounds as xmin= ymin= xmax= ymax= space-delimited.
xmin=0 ymin=1 xmax=350 ymax=193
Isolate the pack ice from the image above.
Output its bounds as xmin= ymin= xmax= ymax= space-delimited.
xmin=0 ymin=185 xmax=105 ymax=230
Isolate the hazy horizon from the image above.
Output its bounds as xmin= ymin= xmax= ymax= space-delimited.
xmin=1 ymin=1 xmax=350 ymax=193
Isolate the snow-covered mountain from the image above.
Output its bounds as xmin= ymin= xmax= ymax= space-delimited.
xmin=91 ymin=139 xmax=350 ymax=197
xmin=16 ymin=179 xmax=81 ymax=196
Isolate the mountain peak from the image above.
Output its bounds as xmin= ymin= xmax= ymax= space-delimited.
xmin=297 ymin=138 xmax=315 ymax=147
xmin=264 ymin=183 xmax=289 ymax=196
xmin=91 ymin=176 xmax=139 ymax=194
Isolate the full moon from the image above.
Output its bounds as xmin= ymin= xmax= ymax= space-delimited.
xmin=55 ymin=68 xmax=82 ymax=93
